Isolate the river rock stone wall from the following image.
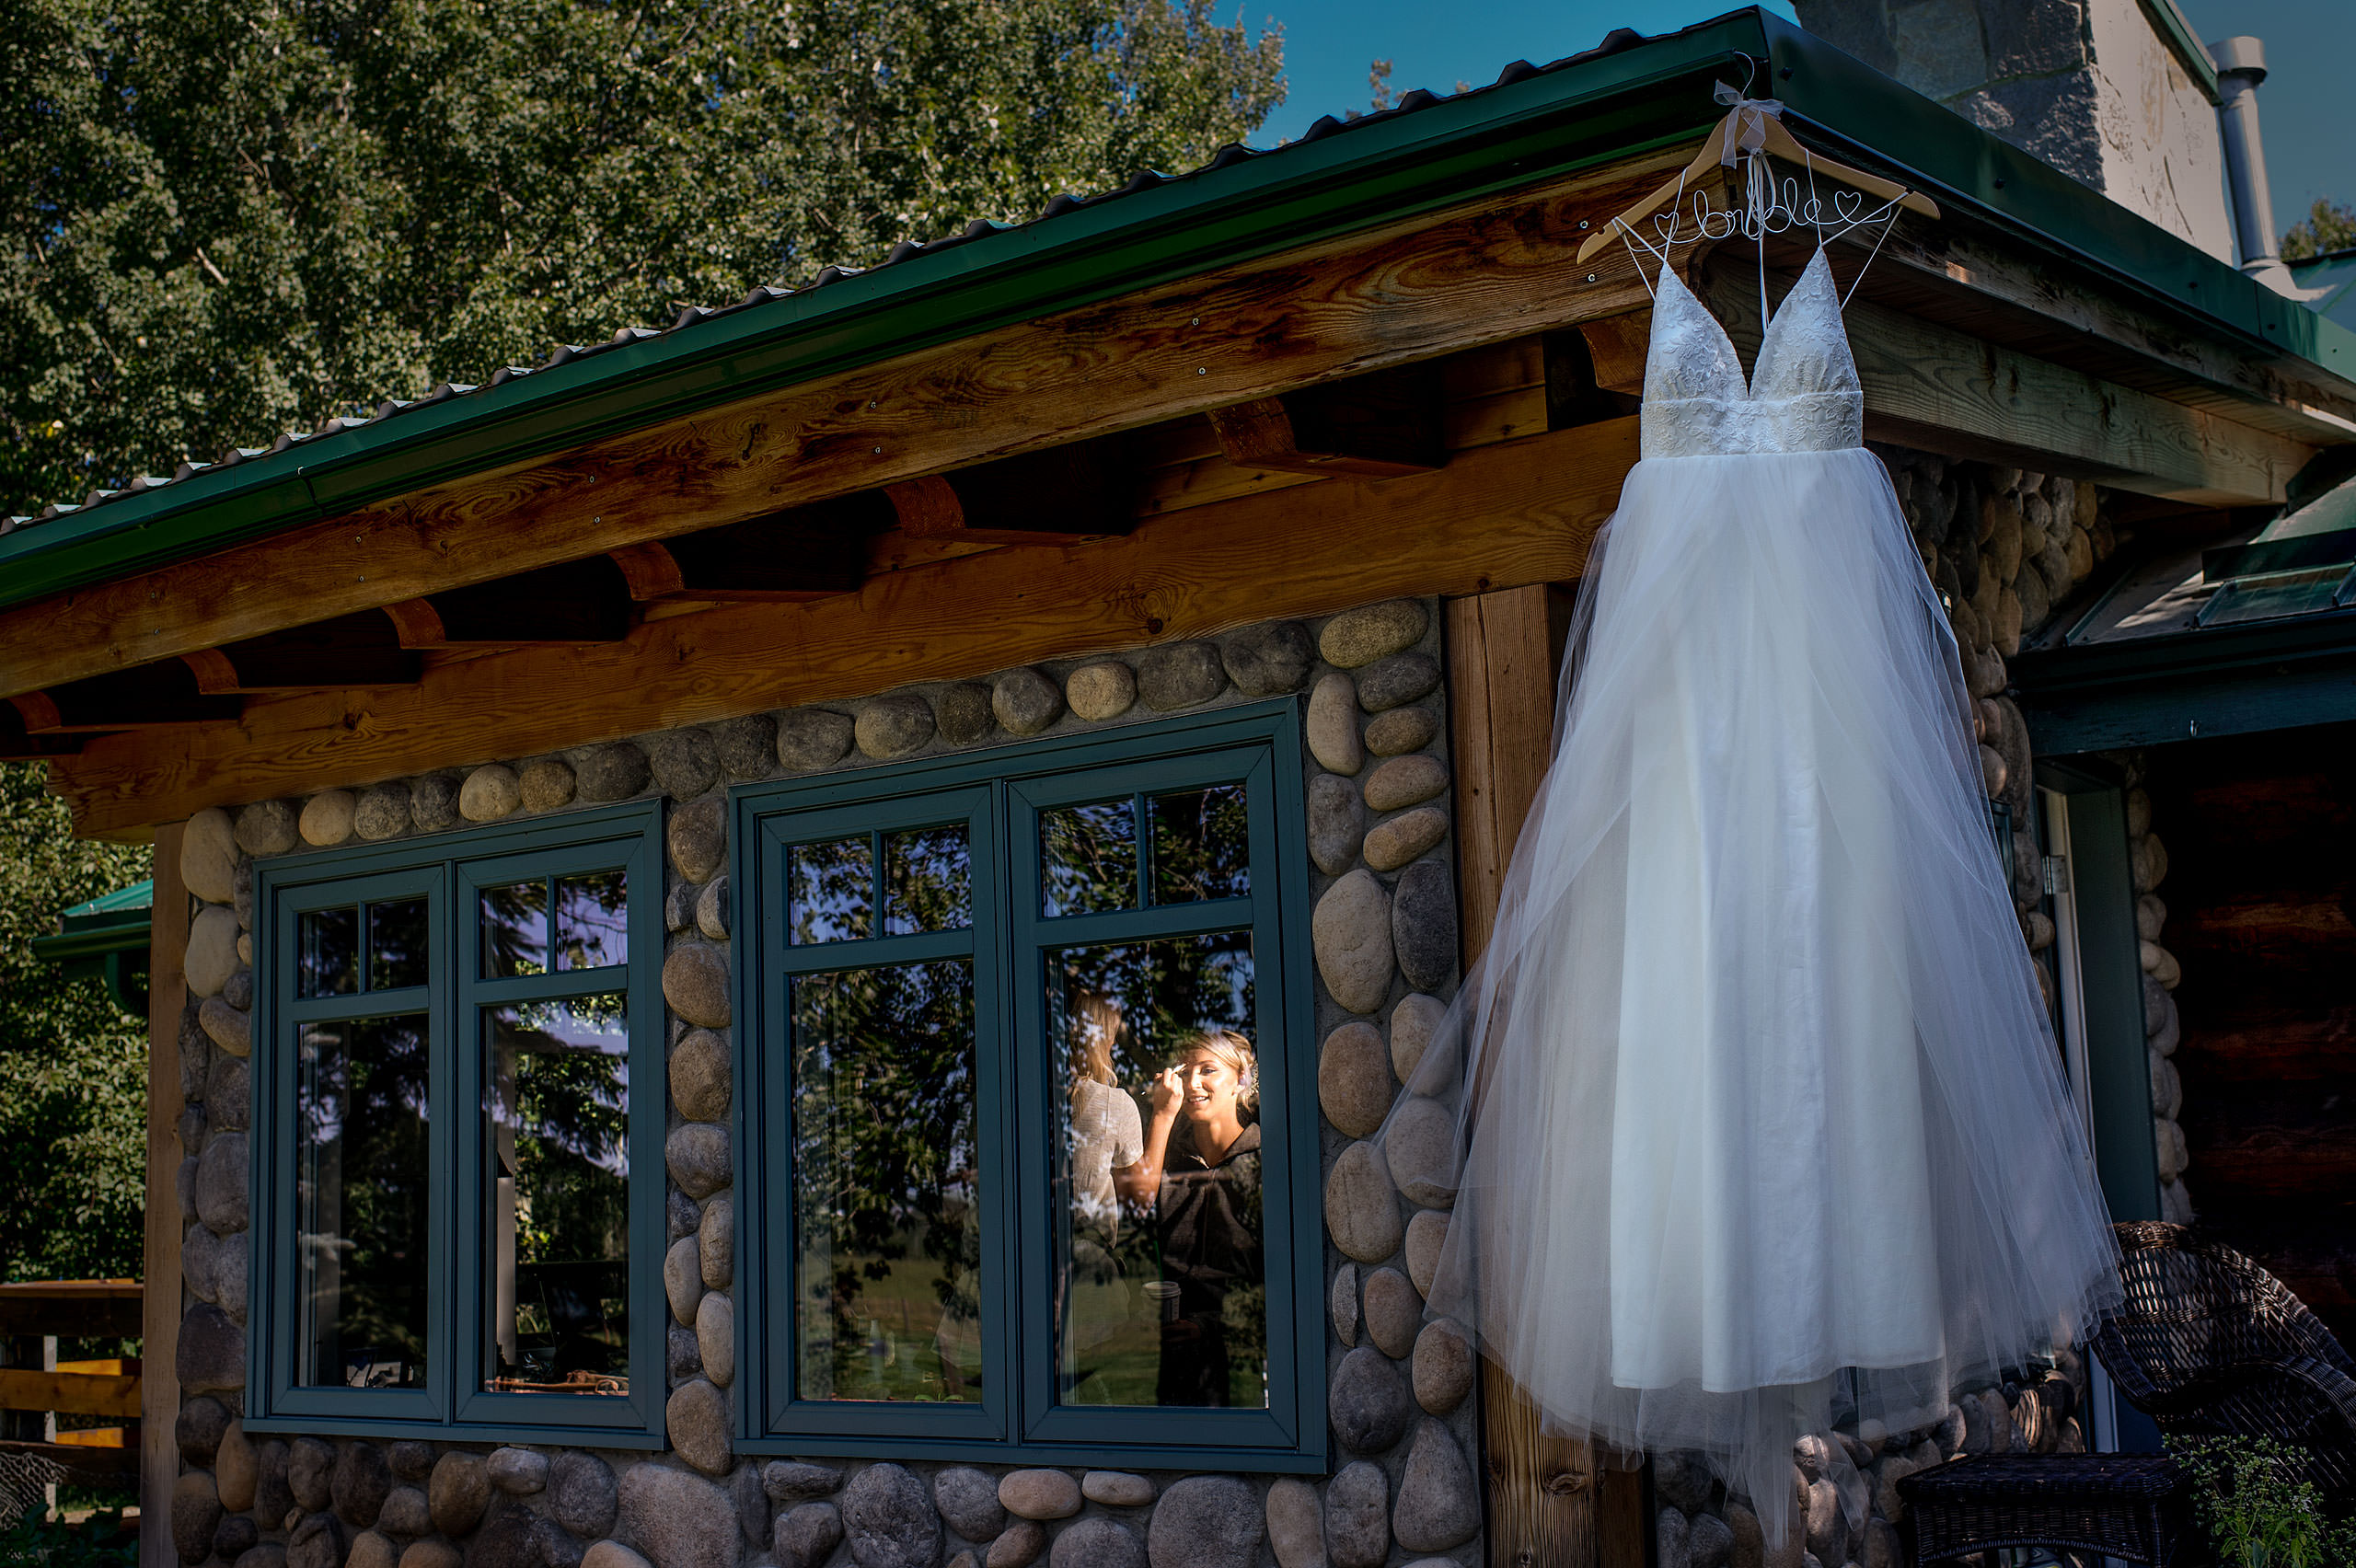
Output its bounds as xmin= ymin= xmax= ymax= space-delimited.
xmin=164 ymin=600 xmax=1480 ymax=1568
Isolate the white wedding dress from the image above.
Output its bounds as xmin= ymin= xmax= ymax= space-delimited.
xmin=1382 ymin=251 xmax=2119 ymax=1539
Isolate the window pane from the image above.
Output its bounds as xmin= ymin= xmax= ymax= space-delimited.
xmin=554 ymin=871 xmax=629 ymax=972
xmin=1042 ymin=801 xmax=1137 ymax=917
xmin=789 ymin=837 xmax=872 ymax=945
xmin=884 ymin=826 xmax=971 ymax=936
xmin=297 ymin=1015 xmax=432 ymax=1389
xmin=791 ymin=962 xmax=980 ymax=1402
xmin=1149 ymin=784 xmax=1251 ymax=905
xmin=482 ymin=882 xmax=550 ymax=977
xmin=299 ymin=908 xmax=360 ymax=998
xmin=369 ymin=899 xmax=430 ymax=991
xmin=484 ymin=997 xmax=631 ymax=1396
xmin=1049 ymin=932 xmax=1265 ymax=1410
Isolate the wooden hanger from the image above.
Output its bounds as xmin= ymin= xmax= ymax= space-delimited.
xmin=1576 ymin=103 xmax=1939 ymax=264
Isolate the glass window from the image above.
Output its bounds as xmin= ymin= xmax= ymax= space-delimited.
xmin=297 ymin=1015 xmax=432 ymax=1389
xmin=740 ymin=710 xmax=1311 ymax=1464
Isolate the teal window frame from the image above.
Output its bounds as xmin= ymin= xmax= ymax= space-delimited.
xmin=246 ymin=801 xmax=667 ymax=1445
xmin=732 ymin=700 xmax=1329 ymax=1471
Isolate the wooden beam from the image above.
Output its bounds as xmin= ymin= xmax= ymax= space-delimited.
xmin=181 ymin=611 xmax=421 ymax=693
xmin=1206 ymin=363 xmax=1446 ymax=478
xmin=52 ymin=417 xmax=1641 ymax=836
xmin=386 ymin=556 xmax=635 ymax=647
xmin=1698 ymin=262 xmax=2315 ymax=507
xmin=0 ymin=1367 xmax=143 ymax=1421
xmin=141 ymin=823 xmax=186 ymax=1568
xmin=1570 ymin=313 xmax=1651 ymax=398
xmin=886 ymin=441 xmax=1136 ymax=544
xmin=0 ymin=154 xmax=1685 ymax=702
xmin=14 ymin=663 xmax=239 ymax=732
xmin=0 ymin=703 xmax=85 ymax=761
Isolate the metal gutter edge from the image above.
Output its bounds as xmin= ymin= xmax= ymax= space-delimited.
xmin=2134 ymin=0 xmax=2222 ymax=104
xmin=0 ymin=14 xmax=1766 ymax=613
xmin=30 ymin=910 xmax=156 ymax=964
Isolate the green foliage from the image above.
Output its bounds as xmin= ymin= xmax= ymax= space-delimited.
xmin=0 ymin=1505 xmax=137 ymax=1568
xmin=0 ymin=763 xmax=149 ymax=1284
xmin=2281 ymin=198 xmax=2356 ymax=263
xmin=2170 ymin=1435 xmax=2356 ymax=1567
xmin=0 ymin=0 xmax=1284 ymax=516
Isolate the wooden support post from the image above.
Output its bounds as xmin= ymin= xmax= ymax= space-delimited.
xmin=1446 ymin=587 xmax=1646 ymax=1568
xmin=1572 ymin=314 xmax=1652 ymax=398
xmin=141 ymin=824 xmax=188 ymax=1568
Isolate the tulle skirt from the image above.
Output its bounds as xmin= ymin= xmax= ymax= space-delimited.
xmin=1384 ymin=448 xmax=2119 ymax=1539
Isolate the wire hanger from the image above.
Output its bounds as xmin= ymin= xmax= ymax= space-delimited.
xmin=1576 ymin=58 xmax=1938 ymax=266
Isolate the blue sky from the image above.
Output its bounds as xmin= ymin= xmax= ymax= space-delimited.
xmin=1253 ymin=0 xmax=2350 ymax=232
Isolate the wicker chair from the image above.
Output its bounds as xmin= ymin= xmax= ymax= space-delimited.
xmin=1899 ymin=1223 xmax=2356 ymax=1564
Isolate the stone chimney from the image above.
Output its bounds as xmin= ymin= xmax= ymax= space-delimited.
xmin=1792 ymin=0 xmax=2235 ymax=261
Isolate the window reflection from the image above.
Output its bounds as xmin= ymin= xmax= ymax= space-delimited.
xmin=481 ymin=882 xmax=550 ymax=977
xmin=884 ymin=827 xmax=972 ymax=936
xmin=369 ymin=899 xmax=430 ymax=991
xmin=484 ymin=997 xmax=630 ymax=1396
xmin=789 ymin=838 xmax=872 ymax=945
xmin=297 ymin=1015 xmax=432 ymax=1389
xmin=1043 ymin=801 xmax=1137 ymax=917
xmin=1049 ymin=933 xmax=1265 ymax=1410
xmin=1149 ymin=785 xmax=1251 ymax=905
xmin=554 ymin=872 xmax=629 ymax=971
xmin=791 ymin=962 xmax=981 ymax=1402
xmin=299 ymin=908 xmax=360 ymax=997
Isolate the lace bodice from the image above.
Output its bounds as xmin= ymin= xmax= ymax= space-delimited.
xmin=1640 ymin=249 xmax=1863 ymax=458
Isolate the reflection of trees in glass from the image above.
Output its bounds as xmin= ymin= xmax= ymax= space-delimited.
xmin=1149 ymin=785 xmax=1250 ymax=905
xmin=884 ymin=827 xmax=971 ymax=935
xmin=481 ymin=882 xmax=550 ymax=976
xmin=553 ymin=872 xmax=628 ymax=971
xmin=298 ymin=1016 xmax=432 ymax=1388
xmin=1053 ymin=935 xmax=1253 ymax=1079
xmin=299 ymin=907 xmax=359 ymax=997
xmin=1043 ymin=801 xmax=1136 ymax=917
xmin=791 ymin=961 xmax=980 ymax=1401
xmin=369 ymin=899 xmax=429 ymax=989
xmin=789 ymin=838 xmax=872 ymax=945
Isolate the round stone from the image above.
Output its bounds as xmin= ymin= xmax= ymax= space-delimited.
xmin=182 ymin=807 xmax=239 ymax=904
xmin=173 ymin=1470 xmax=224 ymax=1562
xmin=1265 ymin=1478 xmax=1320 ymax=1568
xmin=429 ymin=1452 xmax=491 ymax=1537
xmin=1364 ymin=755 xmax=1448 ymax=813
xmin=1308 ymin=773 xmax=1365 ymax=876
xmin=1138 ymin=640 xmax=1228 ymax=711
xmin=665 ymin=879 xmax=700 ymax=933
xmin=1391 ymin=993 xmax=1447 ymax=1086
xmin=1364 ymin=806 xmax=1448 ymax=872
xmin=934 ymin=1467 xmax=1008 ymax=1540
xmin=402 ymin=1542 xmax=464 ymax=1568
xmin=716 ymin=715 xmax=778 ymax=779
xmin=650 ymin=730 xmax=721 ymax=798
xmin=992 ymin=669 xmax=1064 ymax=735
xmin=1326 ymin=1139 xmax=1404 ymax=1263
xmin=997 ymin=1470 xmax=1080 ymax=1521
xmin=665 ymin=1235 xmax=706 ymax=1328
xmin=287 ymin=1512 xmax=345 ymax=1568
xmin=1363 ymin=1265 xmax=1423 ymax=1358
xmin=1331 ymin=1262 xmax=1359 ymax=1348
xmin=1653 ymin=1449 xmax=1715 ymax=1511
xmin=1323 ymin=1460 xmax=1389 ymax=1568
xmin=1392 ymin=860 xmax=1458 ymax=993
xmin=1065 ymin=662 xmax=1138 ymax=721
xmin=459 ymin=764 xmax=522 ymax=822
xmin=1327 ymin=1346 xmax=1410 ymax=1453
xmin=700 ymin=1194 xmax=734 ymax=1286
xmin=762 ymin=1463 xmax=845 ymax=1502
xmin=197 ymin=1130 xmax=250 ymax=1234
xmin=1364 ymin=706 xmax=1439 ymax=756
xmin=485 ymin=1447 xmax=547 ymax=1496
xmin=1080 ymin=1472 xmax=1154 ymax=1508
xmin=410 ymin=773 xmax=461 ymax=831
xmin=669 ymin=794 xmax=727 ymax=882
xmin=1306 ymin=673 xmax=1365 ymax=776
xmin=549 ymin=1453 xmax=618 ymax=1539
xmin=333 ymin=1440 xmax=394 ymax=1527
xmin=841 ymin=1462 xmax=942 ymax=1568
xmin=1145 ymin=1475 xmax=1261 ymax=1568
xmin=666 ymin=1377 xmax=733 ymax=1474
xmin=224 ymin=963 xmax=253 ymax=1010
xmin=1220 ymin=621 xmax=1314 ymax=697
xmin=1357 ymin=652 xmax=1442 ymax=713
xmin=188 ymin=905 xmax=241 ymax=997
xmin=214 ymin=1516 xmax=261 ymax=1562
xmin=177 ymin=1395 xmax=233 ymax=1464
xmin=774 ymin=1502 xmax=844 ymax=1568
xmin=986 ymin=1521 xmax=1045 ymax=1568
xmin=670 ymin=1030 xmax=732 ymax=1123
xmin=1393 ymin=1419 xmax=1481 ymax=1551
xmin=1413 ymin=1318 xmax=1474 ymax=1413
xmin=577 ymin=743 xmax=652 ymax=801
xmin=201 ymin=995 xmax=252 ymax=1056
xmin=857 ymin=696 xmax=936 ymax=758
xmin=1050 ymin=1518 xmax=1143 ymax=1568
xmin=935 ymin=683 xmax=997 ymax=746
xmin=1319 ymin=1021 xmax=1395 ymax=1137
xmin=253 ymin=1436 xmax=294 ymax=1528
xmin=778 ymin=709 xmax=856 ymax=771
xmin=617 ymin=1461 xmax=736 ymax=1568
xmin=376 ymin=1485 xmax=430 ymax=1539
xmin=1313 ymin=870 xmax=1394 ymax=1014
xmin=1405 ymin=1208 xmax=1449 ymax=1296
xmin=1321 ymin=600 xmax=1428 ymax=669
xmin=353 ymin=784 xmax=410 ymax=841
xmin=1386 ymin=1095 xmax=1459 ymax=1208
xmin=697 ymin=875 xmax=730 ymax=940
xmin=666 ymin=1123 xmax=732 ymax=1200
xmin=236 ymin=799 xmax=299 ymax=856
xmin=663 ymin=942 xmax=732 ymax=1028
xmin=217 ymin=1422 xmax=259 ymax=1509
xmin=519 ymin=757 xmax=576 ymax=813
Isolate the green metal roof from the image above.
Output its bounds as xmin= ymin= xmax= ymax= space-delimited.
xmin=2 ymin=6 xmax=2349 ymax=615
xmin=30 ymin=878 xmax=155 ymax=966
xmin=2292 ymin=249 xmax=2356 ymax=337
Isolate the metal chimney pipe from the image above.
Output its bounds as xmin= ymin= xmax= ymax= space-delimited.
xmin=2209 ymin=35 xmax=2298 ymax=292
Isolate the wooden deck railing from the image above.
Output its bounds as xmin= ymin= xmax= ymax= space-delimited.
xmin=0 ymin=1280 xmax=144 ymax=1486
